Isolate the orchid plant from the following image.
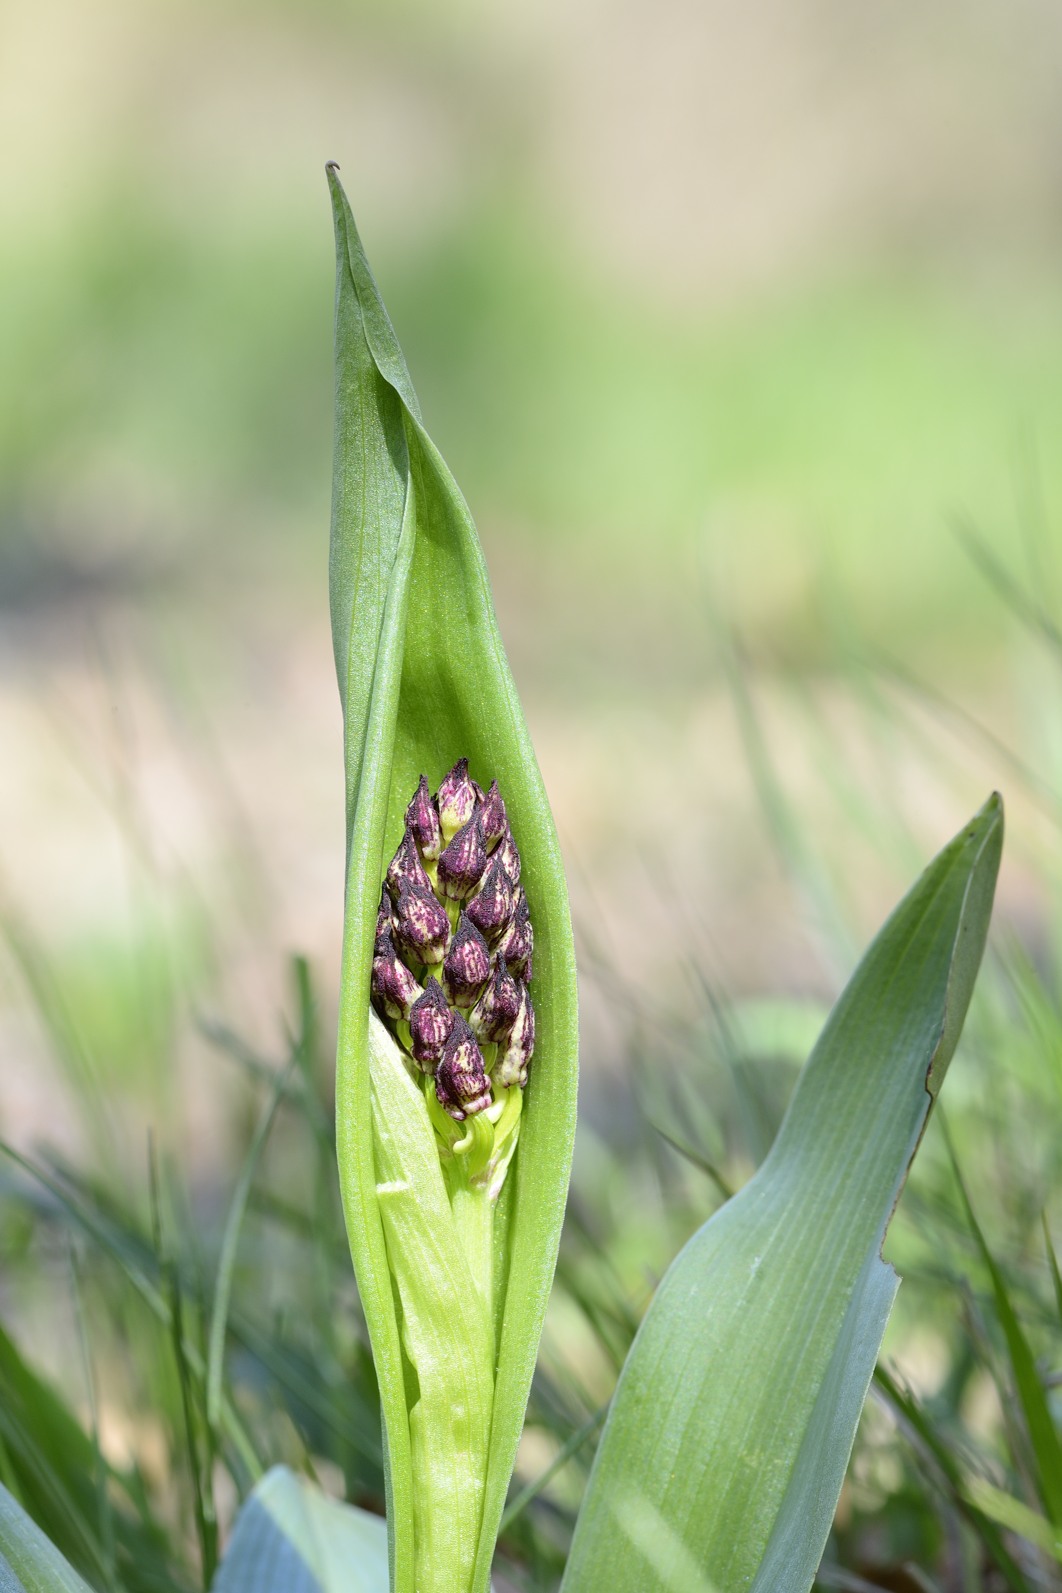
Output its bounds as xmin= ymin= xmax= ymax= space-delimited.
xmin=0 ymin=170 xmax=1003 ymax=1593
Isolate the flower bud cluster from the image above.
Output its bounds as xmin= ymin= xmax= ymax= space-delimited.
xmin=372 ymin=760 xmax=535 ymax=1123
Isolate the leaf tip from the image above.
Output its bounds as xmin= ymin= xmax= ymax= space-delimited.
xmin=926 ymin=789 xmax=1004 ymax=1097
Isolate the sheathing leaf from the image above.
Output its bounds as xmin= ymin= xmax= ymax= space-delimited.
xmin=563 ymin=796 xmax=1002 ymax=1593
xmin=211 ymin=1467 xmax=388 ymax=1593
xmin=327 ymin=169 xmax=578 ymax=1593
xmin=0 ymin=1483 xmax=95 ymax=1593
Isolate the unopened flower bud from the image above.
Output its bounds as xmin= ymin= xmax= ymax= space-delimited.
xmin=466 ymin=855 xmax=516 ymax=945
xmin=494 ymin=828 xmax=521 ymax=887
xmin=408 ymin=976 xmax=454 ymax=1069
xmin=436 ymin=758 xmax=478 ymax=841
xmin=405 ymin=775 xmax=442 ymax=861
xmin=469 ymin=956 xmax=521 ymax=1044
xmin=372 ymin=927 xmax=421 ymax=1020
xmin=497 ymin=890 xmax=533 ymax=981
xmin=493 ymin=982 xmax=535 ymax=1089
xmin=435 ymin=1013 xmax=492 ymax=1120
xmin=375 ymin=889 xmax=393 ymax=948
xmin=477 ymin=780 xmax=508 ymax=851
xmin=438 ymin=814 xmax=488 ymax=901
xmin=386 ymin=827 xmax=434 ymax=902
xmin=393 ymin=881 xmax=451 ymax=964
xmin=442 ymin=913 xmax=491 ymax=1008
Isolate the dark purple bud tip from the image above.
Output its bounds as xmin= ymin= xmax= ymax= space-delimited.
xmin=386 ymin=827 xmax=433 ymax=902
xmin=437 ymin=814 xmax=488 ymax=901
xmin=375 ymin=889 xmax=393 ymax=950
xmin=435 ymin=1013 xmax=493 ymax=1120
xmin=495 ymin=828 xmax=521 ymax=887
xmin=393 ymin=881 xmax=451 ymax=964
xmin=436 ymin=758 xmax=478 ymax=840
xmin=409 ymin=976 xmax=455 ymax=1069
xmin=372 ymin=928 xmax=421 ymax=1020
xmin=442 ymin=913 xmax=491 ymax=1007
xmin=469 ymin=956 xmax=521 ymax=1043
xmin=406 ymin=775 xmax=442 ymax=861
xmin=498 ymin=890 xmax=533 ymax=981
xmin=466 ymin=855 xmax=516 ymax=944
xmin=478 ymin=780 xmax=508 ymax=851
xmin=493 ymin=983 xmax=535 ymax=1089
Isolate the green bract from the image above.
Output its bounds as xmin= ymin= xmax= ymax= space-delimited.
xmin=326 ymin=166 xmax=579 ymax=1593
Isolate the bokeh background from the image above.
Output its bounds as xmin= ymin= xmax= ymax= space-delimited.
xmin=3 ymin=1 xmax=1062 ymax=1585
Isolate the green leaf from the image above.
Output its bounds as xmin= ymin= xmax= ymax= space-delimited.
xmin=562 ymin=794 xmax=1003 ymax=1593
xmin=326 ymin=168 xmax=578 ymax=1593
xmin=212 ymin=1467 xmax=388 ymax=1593
xmin=0 ymin=1482 xmax=95 ymax=1593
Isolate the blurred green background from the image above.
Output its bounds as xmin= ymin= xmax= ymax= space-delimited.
xmin=4 ymin=0 xmax=1062 ymax=1051
xmin=3 ymin=2 xmax=1062 ymax=1587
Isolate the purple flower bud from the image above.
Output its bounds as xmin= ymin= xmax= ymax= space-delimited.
xmin=497 ymin=890 xmax=533 ymax=981
xmin=465 ymin=855 xmax=516 ymax=945
xmin=375 ymin=889 xmax=393 ymax=949
xmin=405 ymin=775 xmax=442 ymax=861
xmin=435 ymin=1013 xmax=493 ymax=1120
xmin=408 ymin=976 xmax=455 ymax=1069
xmin=386 ymin=827 xmax=434 ymax=902
xmin=442 ymin=913 xmax=491 ymax=1008
xmin=392 ymin=881 xmax=451 ymax=964
xmin=478 ymin=780 xmax=508 ymax=851
xmin=494 ymin=828 xmax=521 ymax=887
xmin=493 ymin=982 xmax=535 ymax=1089
xmin=469 ymin=956 xmax=521 ymax=1043
xmin=437 ymin=814 xmax=488 ymax=901
xmin=372 ymin=927 xmax=421 ymax=1020
xmin=436 ymin=758 xmax=479 ymax=841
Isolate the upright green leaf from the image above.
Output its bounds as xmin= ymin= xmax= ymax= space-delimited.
xmin=212 ymin=1468 xmax=388 ymax=1593
xmin=563 ymin=794 xmax=1003 ymax=1593
xmin=326 ymin=167 xmax=578 ymax=1593
xmin=0 ymin=1482 xmax=95 ymax=1593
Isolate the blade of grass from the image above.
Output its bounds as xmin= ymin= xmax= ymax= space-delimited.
xmin=0 ymin=1140 xmax=263 ymax=1485
xmin=946 ymin=1125 xmax=1062 ymax=1527
xmin=149 ymin=1143 xmax=216 ymax=1589
xmin=498 ymin=1403 xmax=609 ymax=1535
xmin=68 ymin=1244 xmax=119 ymax=1593
xmin=1043 ymin=1214 xmax=1062 ymax=1326
xmin=873 ymin=1364 xmax=1032 ymax=1593
xmin=964 ymin=1478 xmax=1062 ymax=1565
xmin=205 ymin=1062 xmax=293 ymax=1439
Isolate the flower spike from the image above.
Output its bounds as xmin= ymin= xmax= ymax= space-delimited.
xmin=375 ymin=764 xmax=535 ymax=1110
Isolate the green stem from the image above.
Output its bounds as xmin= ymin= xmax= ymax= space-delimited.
xmin=450 ymin=1181 xmax=496 ymax=1363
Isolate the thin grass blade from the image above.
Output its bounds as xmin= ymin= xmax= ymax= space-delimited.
xmin=948 ymin=1140 xmax=1062 ymax=1527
